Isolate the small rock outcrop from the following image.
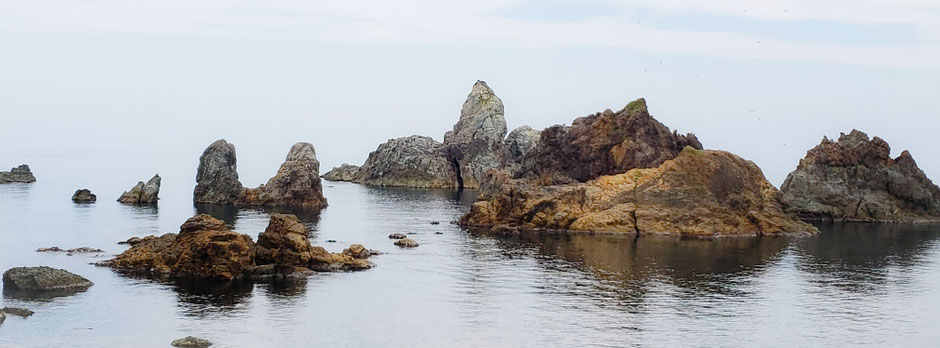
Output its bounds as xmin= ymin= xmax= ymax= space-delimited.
xmin=355 ymin=135 xmax=457 ymax=188
xmin=394 ymin=238 xmax=419 ymax=248
xmin=322 ymin=163 xmax=360 ymax=182
xmin=388 ymin=233 xmax=407 ymax=239
xmin=2 ymin=266 xmax=94 ymax=293
xmin=518 ymin=98 xmax=701 ymax=184
xmin=237 ymin=142 xmax=328 ymax=208
xmin=504 ymin=125 xmax=541 ymax=164
xmin=118 ymin=174 xmax=161 ymax=204
xmin=781 ymin=130 xmax=940 ymax=223
xmin=171 ymin=336 xmax=213 ymax=348
xmin=194 ymin=140 xmax=243 ymax=204
xmin=71 ymin=189 xmax=97 ymax=203
xmin=443 ymin=80 xmax=508 ymax=188
xmin=0 ymin=164 xmax=36 ymax=184
xmin=461 ymin=147 xmax=817 ymax=237
xmin=2 ymin=307 xmax=34 ymax=318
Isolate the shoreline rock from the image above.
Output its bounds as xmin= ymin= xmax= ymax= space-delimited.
xmin=0 ymin=164 xmax=36 ymax=184
xmin=781 ymin=130 xmax=940 ymax=223
xmin=71 ymin=189 xmax=97 ymax=203
xmin=354 ymin=135 xmax=457 ymax=188
xmin=118 ymin=174 xmax=161 ymax=204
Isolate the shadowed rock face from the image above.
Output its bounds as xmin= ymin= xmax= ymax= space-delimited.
xmin=354 ymin=135 xmax=457 ymax=188
xmin=443 ymin=80 xmax=508 ymax=189
xmin=461 ymin=148 xmax=816 ymax=237
xmin=194 ymin=140 xmax=242 ymax=204
xmin=238 ymin=142 xmax=328 ymax=208
xmin=517 ymin=99 xmax=702 ymax=184
xmin=322 ymin=163 xmax=360 ymax=182
xmin=781 ymin=130 xmax=940 ymax=223
xmin=118 ymin=174 xmax=161 ymax=204
xmin=0 ymin=165 xmax=36 ymax=184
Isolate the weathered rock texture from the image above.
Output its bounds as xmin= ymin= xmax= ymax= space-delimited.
xmin=118 ymin=174 xmax=161 ymax=204
xmin=0 ymin=165 xmax=36 ymax=184
xmin=781 ymin=130 xmax=940 ymax=223
xmin=238 ymin=142 xmax=328 ymax=208
xmin=518 ymin=99 xmax=702 ymax=184
xmin=443 ymin=80 xmax=508 ymax=188
xmin=101 ymin=214 xmax=372 ymax=281
xmin=194 ymin=140 xmax=242 ymax=204
xmin=322 ymin=163 xmax=360 ymax=182
xmin=354 ymin=135 xmax=457 ymax=188
xmin=71 ymin=189 xmax=97 ymax=203
xmin=504 ymin=126 xmax=541 ymax=164
xmin=461 ymin=148 xmax=817 ymax=237
xmin=2 ymin=266 xmax=93 ymax=292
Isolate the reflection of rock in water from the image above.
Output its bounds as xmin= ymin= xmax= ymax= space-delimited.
xmin=795 ymin=223 xmax=940 ymax=290
xmin=364 ymin=185 xmax=478 ymax=207
xmin=193 ymin=203 xmax=239 ymax=225
xmin=172 ymin=278 xmax=254 ymax=314
xmin=194 ymin=203 xmax=323 ymax=225
xmin=257 ymin=279 xmax=307 ymax=298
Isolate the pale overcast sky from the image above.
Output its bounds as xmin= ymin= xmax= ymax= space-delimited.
xmin=1 ymin=0 xmax=938 ymax=186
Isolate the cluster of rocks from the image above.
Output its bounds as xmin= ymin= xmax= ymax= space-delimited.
xmin=99 ymin=213 xmax=373 ymax=281
xmin=322 ymin=81 xmax=541 ymax=189
xmin=194 ymin=141 xmax=327 ymax=208
xmin=0 ymin=164 xmax=36 ymax=184
xmin=117 ymin=174 xmax=161 ymax=204
xmin=36 ymin=246 xmax=103 ymax=254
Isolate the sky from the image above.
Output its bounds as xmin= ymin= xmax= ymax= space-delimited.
xmin=1 ymin=0 xmax=938 ymax=187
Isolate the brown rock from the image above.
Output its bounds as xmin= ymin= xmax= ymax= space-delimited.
xmin=394 ymin=238 xmax=419 ymax=248
xmin=255 ymin=213 xmax=316 ymax=267
xmin=342 ymin=244 xmax=374 ymax=259
xmin=71 ymin=189 xmax=96 ymax=203
xmin=117 ymin=174 xmax=161 ymax=204
xmin=388 ymin=233 xmax=407 ymax=239
xmin=237 ymin=142 xmax=328 ymax=208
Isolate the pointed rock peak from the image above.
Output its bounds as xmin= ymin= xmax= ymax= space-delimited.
xmin=470 ymin=80 xmax=494 ymax=96
xmin=620 ymin=98 xmax=648 ymax=114
xmin=147 ymin=174 xmax=161 ymax=184
xmin=286 ymin=142 xmax=317 ymax=161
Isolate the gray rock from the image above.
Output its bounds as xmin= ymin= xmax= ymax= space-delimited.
xmin=0 ymin=311 xmax=5 ymax=324
xmin=2 ymin=307 xmax=34 ymax=318
xmin=171 ymin=336 xmax=213 ymax=347
xmin=394 ymin=238 xmax=419 ymax=248
xmin=388 ymin=233 xmax=407 ymax=239
xmin=2 ymin=266 xmax=94 ymax=293
xmin=443 ymin=81 xmax=508 ymax=188
xmin=781 ymin=130 xmax=940 ymax=223
xmin=322 ymin=163 xmax=360 ymax=182
xmin=71 ymin=189 xmax=97 ymax=203
xmin=0 ymin=164 xmax=36 ymax=184
xmin=117 ymin=174 xmax=161 ymax=204
xmin=194 ymin=139 xmax=243 ymax=204
xmin=504 ymin=125 xmax=541 ymax=163
xmin=355 ymin=135 xmax=457 ymax=188
xmin=237 ymin=142 xmax=328 ymax=208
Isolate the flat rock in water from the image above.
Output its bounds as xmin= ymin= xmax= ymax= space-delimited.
xmin=2 ymin=307 xmax=34 ymax=318
xmin=171 ymin=336 xmax=213 ymax=347
xmin=394 ymin=238 xmax=419 ymax=248
xmin=2 ymin=266 xmax=94 ymax=295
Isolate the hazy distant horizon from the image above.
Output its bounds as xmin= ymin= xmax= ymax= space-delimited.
xmin=2 ymin=1 xmax=939 ymax=188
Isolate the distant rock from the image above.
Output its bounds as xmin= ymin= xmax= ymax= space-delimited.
xmin=36 ymin=247 xmax=102 ymax=253
xmin=504 ymin=125 xmax=541 ymax=164
xmin=355 ymin=135 xmax=457 ymax=188
xmin=0 ymin=164 xmax=36 ymax=184
xmin=462 ymin=147 xmax=817 ymax=237
xmin=171 ymin=336 xmax=213 ymax=348
xmin=517 ymin=98 xmax=701 ymax=184
xmin=2 ymin=266 xmax=94 ymax=293
xmin=388 ymin=233 xmax=407 ymax=239
xmin=443 ymin=81 xmax=509 ymax=189
xmin=193 ymin=139 xmax=243 ymax=204
xmin=781 ymin=130 xmax=940 ymax=223
xmin=71 ymin=189 xmax=97 ymax=203
xmin=322 ymin=163 xmax=361 ymax=182
xmin=394 ymin=238 xmax=419 ymax=248
xmin=118 ymin=174 xmax=161 ymax=204
xmin=237 ymin=142 xmax=328 ymax=208
xmin=2 ymin=307 xmax=34 ymax=318
xmin=118 ymin=237 xmax=143 ymax=246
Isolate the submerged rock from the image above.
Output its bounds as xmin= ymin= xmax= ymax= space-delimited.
xmin=355 ymin=135 xmax=457 ymax=188
xmin=194 ymin=139 xmax=243 ymax=204
xmin=394 ymin=238 xmax=419 ymax=248
xmin=518 ymin=98 xmax=701 ymax=184
xmin=2 ymin=307 xmax=34 ymax=318
xmin=0 ymin=164 xmax=36 ymax=184
xmin=2 ymin=266 xmax=94 ymax=293
xmin=71 ymin=189 xmax=97 ymax=203
xmin=322 ymin=163 xmax=361 ymax=182
xmin=171 ymin=336 xmax=213 ymax=348
xmin=237 ymin=142 xmax=328 ymax=208
xmin=118 ymin=174 xmax=161 ymax=204
xmin=118 ymin=237 xmax=143 ymax=246
xmin=443 ymin=81 xmax=508 ymax=188
xmin=781 ymin=130 xmax=940 ymax=223
xmin=461 ymin=147 xmax=817 ymax=237
xmin=36 ymin=247 xmax=102 ymax=253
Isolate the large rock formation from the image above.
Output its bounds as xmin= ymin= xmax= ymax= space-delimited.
xmin=238 ymin=142 xmax=328 ymax=208
xmin=2 ymin=266 xmax=93 ymax=293
xmin=504 ymin=125 xmax=541 ymax=164
xmin=781 ymin=130 xmax=940 ymax=223
xmin=101 ymin=213 xmax=372 ymax=281
xmin=0 ymin=164 xmax=36 ymax=184
xmin=322 ymin=163 xmax=360 ymax=182
xmin=71 ymin=189 xmax=97 ymax=203
xmin=518 ymin=99 xmax=702 ymax=184
xmin=461 ymin=147 xmax=817 ymax=237
xmin=443 ymin=81 xmax=508 ymax=188
xmin=118 ymin=174 xmax=161 ymax=204
xmin=354 ymin=135 xmax=457 ymax=188
xmin=194 ymin=140 xmax=242 ymax=204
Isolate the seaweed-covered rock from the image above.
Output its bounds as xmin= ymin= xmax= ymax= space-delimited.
xmin=322 ymin=163 xmax=361 ymax=182
xmin=194 ymin=140 xmax=242 ymax=204
xmin=238 ymin=142 xmax=328 ymax=208
xmin=71 ymin=189 xmax=97 ymax=203
xmin=781 ymin=130 xmax=940 ymax=222
xmin=355 ymin=135 xmax=457 ymax=188
xmin=118 ymin=174 xmax=161 ymax=204
xmin=0 ymin=164 xmax=36 ymax=184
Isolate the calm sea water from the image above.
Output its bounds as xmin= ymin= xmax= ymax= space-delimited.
xmin=1 ymin=154 xmax=939 ymax=347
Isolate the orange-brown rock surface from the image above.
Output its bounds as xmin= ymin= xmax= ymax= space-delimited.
xmin=461 ymin=147 xmax=817 ymax=237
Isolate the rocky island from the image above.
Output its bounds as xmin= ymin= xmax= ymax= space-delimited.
xmin=781 ymin=130 xmax=940 ymax=223
xmin=117 ymin=174 xmax=161 ymax=204
xmin=0 ymin=164 xmax=36 ymax=184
